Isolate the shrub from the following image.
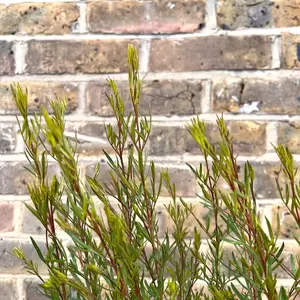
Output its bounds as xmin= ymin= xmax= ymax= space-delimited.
xmin=12 ymin=45 xmax=299 ymax=300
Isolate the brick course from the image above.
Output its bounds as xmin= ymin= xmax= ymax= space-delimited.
xmin=0 ymin=0 xmax=299 ymax=297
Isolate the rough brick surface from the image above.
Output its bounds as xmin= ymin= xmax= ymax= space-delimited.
xmin=149 ymin=121 xmax=266 ymax=156
xmin=217 ymin=0 xmax=273 ymax=30
xmin=0 ymin=203 xmax=14 ymax=233
xmin=149 ymin=36 xmax=273 ymax=71
xmin=87 ymin=79 xmax=203 ymax=116
xmin=87 ymin=0 xmax=206 ymax=34
xmin=0 ymin=279 xmax=17 ymax=300
xmin=272 ymin=0 xmax=300 ymax=27
xmin=211 ymin=78 xmax=300 ymax=114
xmin=0 ymin=163 xmax=59 ymax=195
xmin=217 ymin=0 xmax=300 ymax=29
xmin=20 ymin=202 xmax=44 ymax=234
xmin=282 ymin=33 xmax=300 ymax=69
xmin=0 ymin=124 xmax=15 ymax=152
xmin=278 ymin=122 xmax=300 ymax=153
xmin=0 ymin=42 xmax=14 ymax=75
xmin=0 ymin=3 xmax=79 ymax=35
xmin=24 ymin=279 xmax=47 ymax=300
xmin=26 ymin=40 xmax=140 ymax=74
xmin=0 ymin=238 xmax=47 ymax=274
xmin=272 ymin=205 xmax=300 ymax=239
xmin=0 ymin=82 xmax=78 ymax=115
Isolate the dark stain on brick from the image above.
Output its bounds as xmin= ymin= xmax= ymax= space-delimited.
xmin=297 ymin=44 xmax=300 ymax=61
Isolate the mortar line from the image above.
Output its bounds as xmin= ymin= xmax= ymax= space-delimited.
xmin=0 ymin=29 xmax=285 ymax=42
xmin=13 ymin=42 xmax=28 ymax=75
xmin=266 ymin=122 xmax=278 ymax=153
xmin=201 ymin=80 xmax=211 ymax=113
xmin=204 ymin=0 xmax=217 ymax=31
xmin=271 ymin=36 xmax=281 ymax=69
xmin=139 ymin=39 xmax=151 ymax=73
xmin=77 ymin=1 xmax=88 ymax=33
xmin=3 ymin=70 xmax=300 ymax=83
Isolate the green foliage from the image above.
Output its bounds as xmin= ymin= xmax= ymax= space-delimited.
xmin=12 ymin=45 xmax=300 ymax=300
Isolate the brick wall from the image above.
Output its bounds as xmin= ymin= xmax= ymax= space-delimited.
xmin=0 ymin=0 xmax=299 ymax=299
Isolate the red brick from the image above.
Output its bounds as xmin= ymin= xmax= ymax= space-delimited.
xmin=87 ymin=0 xmax=206 ymax=34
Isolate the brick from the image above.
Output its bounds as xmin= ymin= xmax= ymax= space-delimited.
xmin=217 ymin=0 xmax=273 ymax=30
xmin=26 ymin=40 xmax=140 ymax=75
xmin=85 ymin=161 xmax=114 ymax=193
xmin=0 ymin=3 xmax=79 ymax=35
xmin=149 ymin=121 xmax=266 ymax=156
xmin=0 ymin=203 xmax=14 ymax=233
xmin=20 ymin=201 xmax=44 ymax=234
xmin=87 ymin=79 xmax=203 ymax=116
xmin=0 ymin=238 xmax=47 ymax=274
xmin=211 ymin=78 xmax=300 ymax=115
xmin=0 ymin=82 xmax=78 ymax=115
xmin=149 ymin=36 xmax=272 ymax=71
xmin=24 ymin=279 xmax=47 ymax=300
xmin=244 ymin=161 xmax=300 ymax=199
xmin=0 ymin=163 xmax=59 ymax=195
xmin=0 ymin=42 xmax=14 ymax=75
xmin=157 ymin=166 xmax=197 ymax=197
xmin=272 ymin=205 xmax=300 ymax=239
xmin=278 ymin=122 xmax=300 ymax=154
xmin=157 ymin=202 xmax=226 ymax=239
xmin=0 ymin=124 xmax=16 ymax=153
xmin=282 ymin=33 xmax=300 ymax=69
xmin=149 ymin=125 xmax=198 ymax=156
xmin=0 ymin=279 xmax=17 ymax=300
xmin=222 ymin=243 xmax=300 ymax=279
xmin=87 ymin=0 xmax=206 ymax=34
xmin=272 ymin=0 xmax=300 ymax=27
xmin=66 ymin=122 xmax=114 ymax=156
xmin=85 ymin=162 xmax=196 ymax=197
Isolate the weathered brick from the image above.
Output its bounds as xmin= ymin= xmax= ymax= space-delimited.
xmin=157 ymin=201 xmax=226 ymax=239
xmin=0 ymin=163 xmax=59 ymax=195
xmin=157 ymin=166 xmax=197 ymax=197
xmin=149 ymin=121 xmax=266 ymax=156
xmin=0 ymin=238 xmax=47 ymax=274
xmin=87 ymin=0 xmax=206 ymax=34
xmin=272 ymin=0 xmax=300 ymax=27
xmin=282 ymin=33 xmax=300 ymax=69
xmin=85 ymin=162 xmax=196 ymax=197
xmin=0 ymin=82 xmax=78 ymax=115
xmin=0 ymin=3 xmax=79 ymax=35
xmin=24 ymin=279 xmax=47 ymax=300
xmin=211 ymin=78 xmax=300 ymax=114
xmin=149 ymin=125 xmax=198 ymax=156
xmin=66 ymin=122 xmax=114 ymax=156
xmin=272 ymin=205 xmax=300 ymax=239
xmin=87 ymin=79 xmax=203 ymax=116
xmin=245 ymin=161 xmax=300 ymax=199
xmin=20 ymin=201 xmax=44 ymax=234
xmin=278 ymin=122 xmax=300 ymax=154
xmin=0 ymin=279 xmax=17 ymax=300
xmin=149 ymin=36 xmax=273 ymax=71
xmin=222 ymin=243 xmax=300 ymax=278
xmin=0 ymin=203 xmax=14 ymax=233
xmin=0 ymin=124 xmax=16 ymax=153
xmin=0 ymin=42 xmax=14 ymax=75
xmin=217 ymin=0 xmax=273 ymax=30
xmin=26 ymin=40 xmax=140 ymax=74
